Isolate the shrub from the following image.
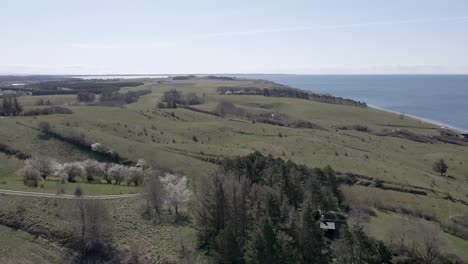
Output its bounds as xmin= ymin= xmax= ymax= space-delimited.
xmin=23 ymin=106 xmax=72 ymax=116
xmin=77 ymin=91 xmax=96 ymax=102
xmin=18 ymin=166 xmax=41 ymax=187
xmin=38 ymin=121 xmax=53 ymax=134
xmin=0 ymin=143 xmax=31 ymax=159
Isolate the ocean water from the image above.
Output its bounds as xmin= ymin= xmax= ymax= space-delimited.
xmin=225 ymin=74 xmax=468 ymax=132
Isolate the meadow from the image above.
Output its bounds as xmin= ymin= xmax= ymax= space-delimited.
xmin=0 ymin=76 xmax=467 ymax=262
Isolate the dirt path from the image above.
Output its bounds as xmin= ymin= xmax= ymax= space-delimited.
xmin=0 ymin=189 xmax=141 ymax=200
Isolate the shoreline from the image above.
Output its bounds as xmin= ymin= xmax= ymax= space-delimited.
xmin=368 ymin=104 xmax=468 ymax=134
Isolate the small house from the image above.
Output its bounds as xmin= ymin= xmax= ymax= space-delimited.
xmin=319 ymin=211 xmax=346 ymax=240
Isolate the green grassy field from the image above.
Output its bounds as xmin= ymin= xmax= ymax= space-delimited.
xmin=0 ymin=76 xmax=467 ymax=262
xmin=0 ymin=225 xmax=67 ymax=264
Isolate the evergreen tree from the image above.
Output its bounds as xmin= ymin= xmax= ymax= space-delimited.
xmin=333 ymin=225 xmax=392 ymax=264
xmin=299 ymin=202 xmax=331 ymax=264
xmin=245 ymin=218 xmax=279 ymax=264
xmin=214 ymin=225 xmax=244 ymax=264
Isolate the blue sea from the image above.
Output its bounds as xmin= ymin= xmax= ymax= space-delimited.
xmin=222 ymin=74 xmax=468 ymax=132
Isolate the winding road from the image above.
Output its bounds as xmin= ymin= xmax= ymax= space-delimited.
xmin=0 ymin=189 xmax=141 ymax=200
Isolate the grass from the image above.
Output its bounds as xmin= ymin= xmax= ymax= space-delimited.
xmin=0 ymin=195 xmax=202 ymax=263
xmin=365 ymin=210 xmax=468 ymax=260
xmin=0 ymin=225 xmax=68 ymax=264
xmin=1 ymin=76 xmax=468 ymax=262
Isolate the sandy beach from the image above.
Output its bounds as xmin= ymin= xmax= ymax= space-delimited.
xmin=369 ymin=104 xmax=468 ymax=134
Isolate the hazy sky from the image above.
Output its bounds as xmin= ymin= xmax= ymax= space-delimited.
xmin=1 ymin=0 xmax=468 ymax=74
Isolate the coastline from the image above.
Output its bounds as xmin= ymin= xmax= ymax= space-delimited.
xmin=368 ymin=104 xmax=468 ymax=134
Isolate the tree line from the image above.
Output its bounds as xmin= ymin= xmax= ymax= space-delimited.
xmin=0 ymin=96 xmax=22 ymax=116
xmin=216 ymin=86 xmax=367 ymax=107
xmin=99 ymin=89 xmax=152 ymax=106
xmin=28 ymin=80 xmax=144 ymax=96
xmin=159 ymin=89 xmax=204 ymax=108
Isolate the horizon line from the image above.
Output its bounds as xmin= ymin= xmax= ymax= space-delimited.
xmin=2 ymin=73 xmax=468 ymax=76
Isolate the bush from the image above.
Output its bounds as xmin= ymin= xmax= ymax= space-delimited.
xmin=77 ymin=91 xmax=96 ymax=102
xmin=160 ymin=90 xmax=203 ymax=108
xmin=18 ymin=166 xmax=41 ymax=187
xmin=0 ymin=143 xmax=31 ymax=159
xmin=38 ymin=121 xmax=53 ymax=134
xmin=23 ymin=106 xmax=73 ymax=116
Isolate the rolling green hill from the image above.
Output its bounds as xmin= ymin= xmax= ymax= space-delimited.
xmin=1 ymin=76 xmax=467 ymax=262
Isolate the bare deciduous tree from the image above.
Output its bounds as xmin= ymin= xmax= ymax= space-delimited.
xmin=73 ymin=187 xmax=112 ymax=262
xmin=144 ymin=172 xmax=165 ymax=218
xmin=415 ymin=226 xmax=442 ymax=264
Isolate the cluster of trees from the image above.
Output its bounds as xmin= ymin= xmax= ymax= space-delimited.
xmin=36 ymin=98 xmax=52 ymax=106
xmin=172 ymin=75 xmax=196 ymax=80
xmin=99 ymin=90 xmax=151 ymax=106
xmin=0 ymin=96 xmax=22 ymax=116
xmin=192 ymin=152 xmax=344 ymax=263
xmin=333 ymin=225 xmax=392 ymax=263
xmin=217 ymin=86 xmax=309 ymax=99
xmin=145 ymin=173 xmax=193 ymax=218
xmin=159 ymin=89 xmax=204 ymax=108
xmin=29 ymin=80 xmax=144 ymax=96
xmin=206 ymin=76 xmax=237 ymax=81
xmin=22 ymin=106 xmax=72 ymax=116
xmin=263 ymin=87 xmax=310 ymax=99
xmin=17 ymin=157 xmax=147 ymax=187
xmin=216 ymin=86 xmax=367 ymax=107
xmin=309 ymin=93 xmax=367 ymax=107
xmin=77 ymin=91 xmax=96 ymax=102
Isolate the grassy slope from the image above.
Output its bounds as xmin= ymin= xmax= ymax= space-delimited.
xmin=0 ymin=225 xmax=66 ymax=264
xmin=0 ymin=77 xmax=467 ymax=261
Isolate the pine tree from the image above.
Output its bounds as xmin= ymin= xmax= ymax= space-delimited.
xmin=214 ymin=225 xmax=244 ymax=264
xmin=245 ymin=218 xmax=279 ymax=264
xmin=299 ymin=202 xmax=331 ymax=264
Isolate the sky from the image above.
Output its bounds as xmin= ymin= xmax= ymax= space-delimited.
xmin=1 ymin=0 xmax=468 ymax=75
